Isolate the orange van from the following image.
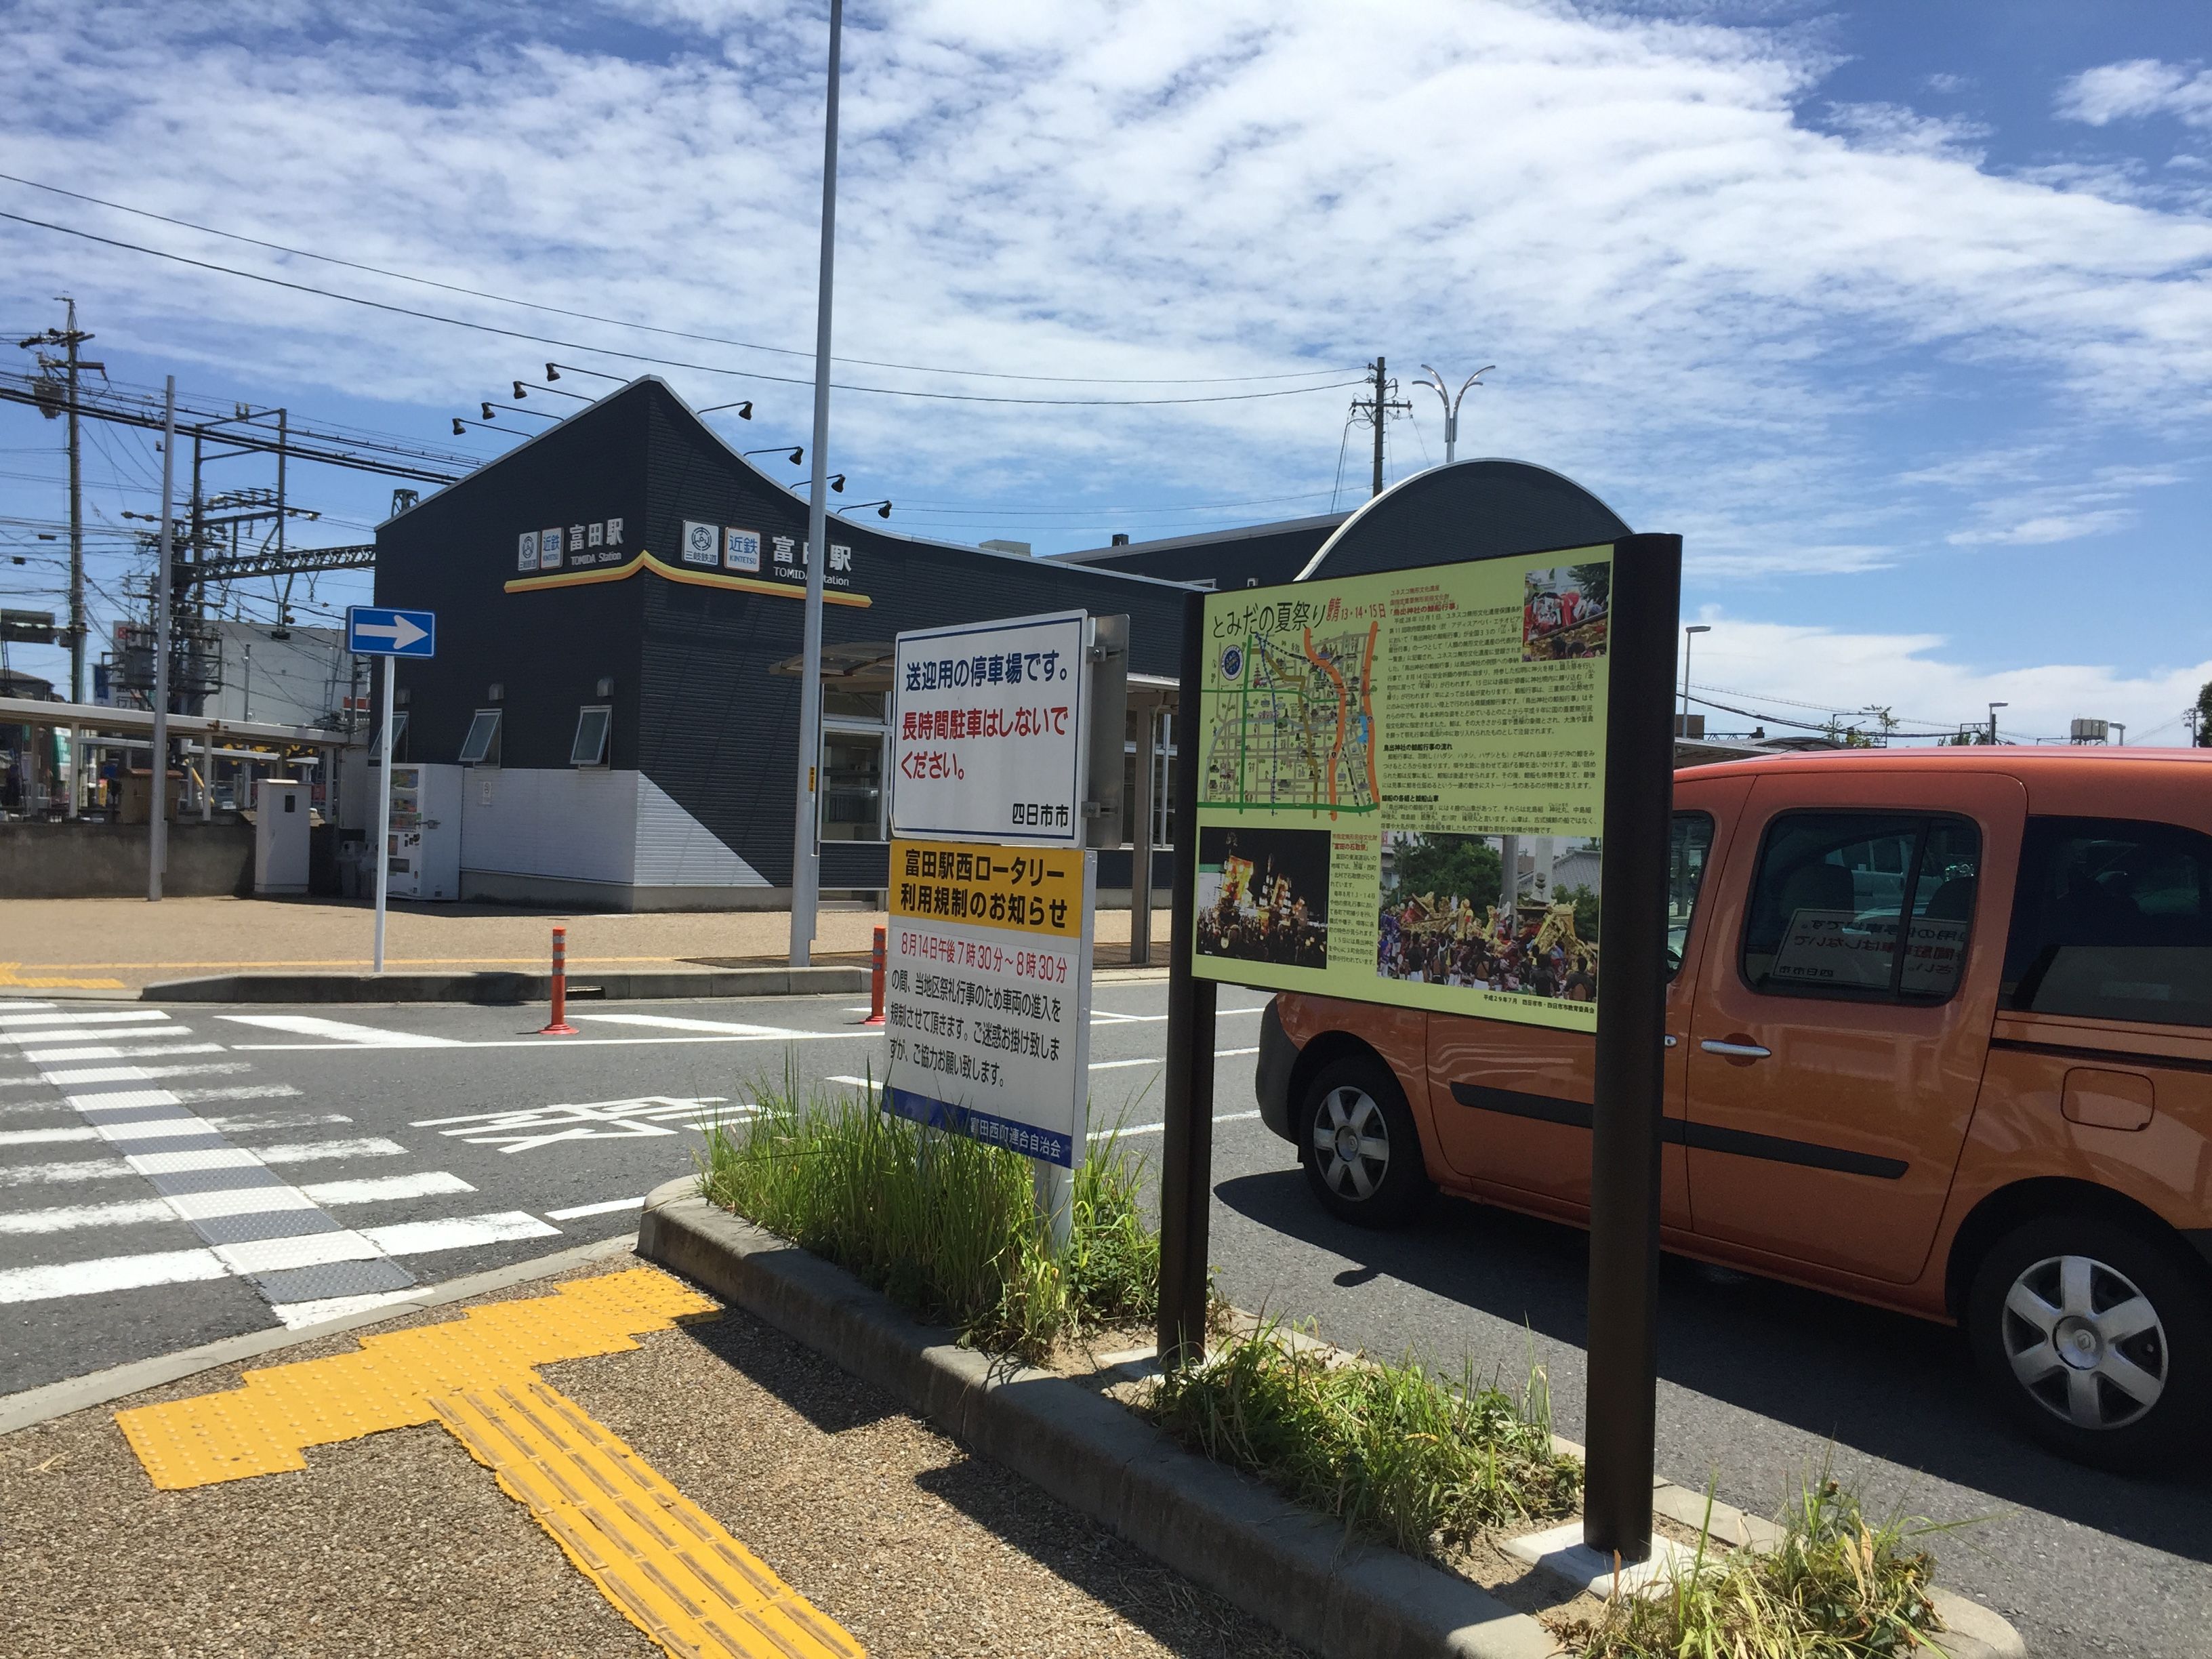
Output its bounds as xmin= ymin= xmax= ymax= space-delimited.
xmin=1253 ymin=747 xmax=2212 ymax=1470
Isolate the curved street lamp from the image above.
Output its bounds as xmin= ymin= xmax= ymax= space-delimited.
xmin=1412 ymin=363 xmax=1493 ymax=465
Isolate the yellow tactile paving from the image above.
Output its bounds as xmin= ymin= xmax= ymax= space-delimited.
xmin=113 ymin=1267 xmax=863 ymax=1659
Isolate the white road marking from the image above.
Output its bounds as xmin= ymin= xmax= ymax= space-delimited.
xmin=97 ymin=1117 xmax=227 ymax=1146
xmin=1088 ymin=1046 xmax=1257 ymax=1072
xmin=0 ymin=1157 xmax=129 ymax=1186
xmin=164 ymin=1187 xmax=323 ymax=1222
xmin=124 ymin=1146 xmax=261 ymax=1174
xmin=0 ymin=1008 xmax=167 ymax=1027
xmin=256 ymin=1138 xmax=407 ymax=1165
xmin=300 ymin=1171 xmax=476 ymax=1205
xmin=1092 ymin=1109 xmax=1264 ymax=1139
xmin=217 ymin=1014 xmax=463 ymax=1047
xmin=268 ymin=1290 xmax=419 ymax=1329
xmin=0 ymin=1125 xmax=100 ymax=1145
xmin=823 ymin=1075 xmax=876 ymax=1089
xmin=228 ymin=1033 xmax=851 ymax=1052
xmin=4 ymin=1026 xmax=190 ymax=1045
xmin=67 ymin=1089 xmax=182 ymax=1113
xmin=22 ymin=1043 xmax=226 ymax=1063
xmin=409 ymin=1097 xmax=731 ymax=1153
xmin=202 ymin=1111 xmax=352 ymax=1134
xmin=574 ymin=1013 xmax=806 ymax=1038
xmin=0 ymin=1248 xmax=231 ymax=1303
xmin=546 ymin=1196 xmax=644 ymax=1220
xmin=0 ymin=1199 xmax=173 ymax=1234
xmin=171 ymin=1084 xmax=305 ymax=1106
xmin=43 ymin=1061 xmax=251 ymax=1085
xmin=213 ymin=1230 xmax=384 ymax=1275
xmin=1085 ymin=1007 xmax=1267 ymax=1026
xmin=358 ymin=1210 xmax=560 ymax=1255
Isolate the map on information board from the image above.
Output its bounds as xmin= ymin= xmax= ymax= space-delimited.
xmin=1190 ymin=546 xmax=1616 ymax=1033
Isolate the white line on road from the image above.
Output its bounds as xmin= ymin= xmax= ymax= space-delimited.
xmin=0 ymin=1158 xmax=129 ymax=1186
xmin=202 ymin=1111 xmax=353 ymax=1134
xmin=0 ymin=1125 xmax=100 ymax=1145
xmin=0 ymin=1249 xmax=232 ymax=1303
xmin=226 ymin=1033 xmax=853 ymax=1053
xmin=0 ymin=1199 xmax=172 ymax=1234
xmin=1092 ymin=1110 xmax=1264 ymax=1139
xmin=42 ymin=1061 xmax=252 ymax=1086
xmin=0 ymin=1023 xmax=182 ymax=1042
xmin=1088 ymin=1046 xmax=1258 ymax=1071
xmin=256 ymin=1138 xmax=407 ymax=1165
xmin=212 ymin=1230 xmax=383 ymax=1275
xmin=823 ymin=1076 xmax=875 ymax=1088
xmin=299 ymin=1172 xmax=476 ymax=1205
xmin=268 ymin=1290 xmax=419 ymax=1329
xmin=22 ymin=1043 xmax=226 ymax=1063
xmin=358 ymin=1210 xmax=560 ymax=1255
xmin=123 ymin=1146 xmax=260 ymax=1174
xmin=546 ymin=1196 xmax=644 ymax=1220
xmin=217 ymin=1015 xmax=464 ymax=1047
xmin=573 ymin=1013 xmax=809 ymax=1038
xmin=0 ymin=1010 xmax=171 ymax=1029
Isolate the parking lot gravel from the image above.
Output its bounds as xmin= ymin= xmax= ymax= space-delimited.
xmin=0 ymin=1254 xmax=1307 ymax=1659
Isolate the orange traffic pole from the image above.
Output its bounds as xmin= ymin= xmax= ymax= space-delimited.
xmin=540 ymin=924 xmax=578 ymax=1036
xmin=864 ymin=925 xmax=886 ymax=1025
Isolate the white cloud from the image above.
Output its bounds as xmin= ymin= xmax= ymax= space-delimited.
xmin=2057 ymin=58 xmax=2212 ymax=130
xmin=1683 ymin=613 xmax=2212 ymax=745
xmin=1933 ymin=461 xmax=2187 ymax=548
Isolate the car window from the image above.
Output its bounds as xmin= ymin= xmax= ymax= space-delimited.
xmin=1740 ymin=812 xmax=1980 ymax=1003
xmin=1667 ymin=811 xmax=1715 ymax=980
xmin=2003 ymin=817 xmax=2212 ymax=1027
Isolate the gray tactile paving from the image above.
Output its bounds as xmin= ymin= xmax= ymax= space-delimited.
xmin=145 ymin=1166 xmax=289 ymax=1197
xmin=189 ymin=1208 xmax=348 ymax=1247
xmin=250 ymin=1257 xmax=415 ymax=1303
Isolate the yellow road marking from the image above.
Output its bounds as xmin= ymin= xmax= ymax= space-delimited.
xmin=0 ymin=962 xmax=127 ymax=989
xmin=115 ymin=1267 xmax=861 ymax=1659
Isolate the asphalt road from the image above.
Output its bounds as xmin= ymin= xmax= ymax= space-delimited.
xmin=3 ymin=981 xmax=2205 ymax=1656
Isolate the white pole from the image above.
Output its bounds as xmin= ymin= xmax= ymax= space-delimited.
xmin=373 ymin=653 xmax=394 ymax=973
xmin=789 ymin=0 xmax=843 ymax=969
xmin=148 ymin=376 xmax=176 ymax=902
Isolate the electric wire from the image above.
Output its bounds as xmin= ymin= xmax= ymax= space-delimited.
xmin=1 ymin=209 xmax=1365 ymax=409
xmin=0 ymin=171 xmax=1356 ymax=390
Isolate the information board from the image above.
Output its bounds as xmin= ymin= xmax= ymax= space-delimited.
xmin=1189 ymin=549 xmax=1613 ymax=1031
xmin=890 ymin=611 xmax=1090 ymax=844
xmin=883 ymin=837 xmax=1096 ymax=1166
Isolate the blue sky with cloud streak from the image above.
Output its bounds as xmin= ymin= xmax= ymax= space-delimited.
xmin=1 ymin=0 xmax=2207 ymax=742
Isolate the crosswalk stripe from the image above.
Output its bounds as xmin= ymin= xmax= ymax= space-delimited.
xmin=125 ymin=1146 xmax=262 ymax=1174
xmin=0 ymin=1171 xmax=482 ymax=1234
xmin=0 ymin=1021 xmax=178 ymax=1040
xmin=0 ymin=1010 xmax=169 ymax=1028
xmin=0 ymin=1249 xmax=232 ymax=1303
xmin=163 ymin=1187 xmax=323 ymax=1221
xmin=22 ymin=1043 xmax=226 ymax=1063
xmin=43 ymin=1061 xmax=251 ymax=1085
xmin=572 ymin=1012 xmax=804 ymax=1038
xmin=212 ymin=1231 xmax=383 ymax=1275
xmin=203 ymin=1111 xmax=352 ymax=1133
xmin=545 ymin=1196 xmax=644 ymax=1220
xmin=0 ymin=1125 xmax=101 ymax=1146
xmin=216 ymin=1014 xmax=462 ymax=1048
xmin=256 ymin=1137 xmax=406 ymax=1164
xmin=0 ymin=1157 xmax=129 ymax=1186
xmin=299 ymin=1171 xmax=475 ymax=1204
xmin=0 ymin=1199 xmax=173 ymax=1234
xmin=356 ymin=1210 xmax=559 ymax=1255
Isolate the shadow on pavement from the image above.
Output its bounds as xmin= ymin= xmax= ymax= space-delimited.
xmin=1215 ymin=1167 xmax=2212 ymax=1565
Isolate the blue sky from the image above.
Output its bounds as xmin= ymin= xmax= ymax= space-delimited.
xmin=2 ymin=0 xmax=2207 ymax=743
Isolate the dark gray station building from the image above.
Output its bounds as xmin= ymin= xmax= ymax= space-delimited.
xmin=371 ymin=377 xmax=1630 ymax=910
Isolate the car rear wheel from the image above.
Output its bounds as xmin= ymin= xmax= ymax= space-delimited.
xmin=1298 ymin=1055 xmax=1430 ymax=1228
xmin=1966 ymin=1212 xmax=2212 ymax=1472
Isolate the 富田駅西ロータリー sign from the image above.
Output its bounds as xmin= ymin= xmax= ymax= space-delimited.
xmin=884 ymin=838 xmax=1096 ymax=1166
xmin=890 ymin=610 xmax=1088 ymax=844
xmin=1191 ymin=548 xmax=1614 ymax=1032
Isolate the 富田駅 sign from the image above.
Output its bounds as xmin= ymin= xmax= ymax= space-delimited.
xmin=883 ymin=837 xmax=1095 ymax=1167
xmin=890 ymin=610 xmax=1090 ymax=844
xmin=1189 ymin=550 xmax=1614 ymax=1032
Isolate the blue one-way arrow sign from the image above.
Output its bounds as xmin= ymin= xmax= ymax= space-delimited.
xmin=346 ymin=605 xmax=436 ymax=658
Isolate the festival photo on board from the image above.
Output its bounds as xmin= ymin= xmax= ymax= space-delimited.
xmin=1522 ymin=560 xmax=1610 ymax=661
xmin=1195 ymin=825 xmax=1330 ymax=968
xmin=1376 ymin=830 xmax=1601 ymax=1000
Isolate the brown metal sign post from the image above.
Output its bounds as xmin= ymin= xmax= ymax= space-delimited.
xmin=1158 ymin=590 xmax=1215 ymax=1366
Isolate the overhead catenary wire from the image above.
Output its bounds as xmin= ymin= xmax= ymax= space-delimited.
xmin=0 ymin=209 xmax=1366 ymax=409
xmin=0 ymin=172 xmax=1357 ymax=390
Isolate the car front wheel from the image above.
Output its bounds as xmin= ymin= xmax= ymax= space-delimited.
xmin=1298 ymin=1056 xmax=1431 ymax=1228
xmin=1966 ymin=1212 xmax=2212 ymax=1472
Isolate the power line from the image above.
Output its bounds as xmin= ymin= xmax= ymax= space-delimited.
xmin=0 ymin=171 xmax=1357 ymax=390
xmin=0 ymin=209 xmax=1366 ymax=409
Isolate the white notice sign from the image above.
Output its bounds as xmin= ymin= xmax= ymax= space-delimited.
xmin=884 ymin=838 xmax=1094 ymax=1166
xmin=891 ymin=610 xmax=1089 ymax=844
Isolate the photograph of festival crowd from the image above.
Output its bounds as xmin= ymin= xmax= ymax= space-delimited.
xmin=1196 ymin=826 xmax=1330 ymax=968
xmin=1522 ymin=562 xmax=1610 ymax=661
xmin=1376 ymin=830 xmax=1601 ymax=1001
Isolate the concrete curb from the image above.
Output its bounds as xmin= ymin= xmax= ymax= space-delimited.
xmin=639 ymin=1179 xmax=1555 ymax=1659
xmin=0 ymin=1233 xmax=637 ymax=1437
xmin=640 ymin=1183 xmax=2027 ymax=1659
xmin=140 ymin=966 xmax=869 ymax=1004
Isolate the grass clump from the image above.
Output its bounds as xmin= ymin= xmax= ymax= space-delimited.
xmin=1574 ymin=1473 xmax=1951 ymax=1659
xmin=697 ymin=1067 xmax=1156 ymax=1363
xmin=1149 ymin=1319 xmax=1580 ymax=1556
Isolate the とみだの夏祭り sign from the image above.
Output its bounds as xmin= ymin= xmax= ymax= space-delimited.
xmin=1189 ymin=549 xmax=1615 ymax=1033
xmin=890 ymin=610 xmax=1090 ymax=844
xmin=883 ymin=838 xmax=1096 ymax=1166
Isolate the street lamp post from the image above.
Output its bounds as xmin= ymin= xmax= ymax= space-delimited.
xmin=790 ymin=0 xmax=844 ymax=968
xmin=1987 ymin=702 xmax=2007 ymax=745
xmin=1412 ymin=364 xmax=1493 ymax=465
xmin=1680 ymin=624 xmax=1711 ymax=737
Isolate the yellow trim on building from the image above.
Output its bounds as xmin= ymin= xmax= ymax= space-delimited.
xmin=505 ymin=550 xmax=872 ymax=607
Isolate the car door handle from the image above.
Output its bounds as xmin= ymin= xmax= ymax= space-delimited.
xmin=1700 ymin=1039 xmax=1771 ymax=1059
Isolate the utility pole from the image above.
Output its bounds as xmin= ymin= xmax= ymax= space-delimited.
xmin=789 ymin=0 xmax=844 ymax=967
xmin=150 ymin=375 xmax=176 ymax=901
xmin=1348 ymin=359 xmax=1412 ymax=498
xmin=14 ymin=300 xmax=104 ymax=701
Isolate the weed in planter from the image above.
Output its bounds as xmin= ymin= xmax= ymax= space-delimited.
xmin=1570 ymin=1469 xmax=1954 ymax=1659
xmin=697 ymin=1065 xmax=1158 ymax=1363
xmin=1149 ymin=1319 xmax=1581 ymax=1556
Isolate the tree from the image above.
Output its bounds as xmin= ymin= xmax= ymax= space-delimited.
xmin=2196 ymin=680 xmax=2212 ymax=746
xmin=1559 ymin=882 xmax=1601 ymax=940
xmin=1391 ymin=834 xmax=1502 ymax=908
xmin=1568 ymin=562 xmax=1612 ymax=611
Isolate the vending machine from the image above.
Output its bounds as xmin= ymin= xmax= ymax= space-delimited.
xmin=386 ymin=762 xmax=462 ymax=901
